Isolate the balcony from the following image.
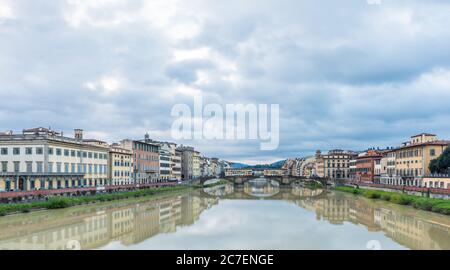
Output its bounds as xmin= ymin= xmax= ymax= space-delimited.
xmin=0 ymin=172 xmax=85 ymax=177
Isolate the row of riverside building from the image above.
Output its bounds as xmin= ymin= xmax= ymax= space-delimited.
xmin=282 ymin=133 xmax=450 ymax=190
xmin=0 ymin=127 xmax=230 ymax=193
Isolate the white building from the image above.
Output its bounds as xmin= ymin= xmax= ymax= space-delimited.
xmin=159 ymin=146 xmax=171 ymax=181
xmin=0 ymin=128 xmax=108 ymax=192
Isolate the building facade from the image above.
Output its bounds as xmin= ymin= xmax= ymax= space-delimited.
xmin=355 ymin=150 xmax=383 ymax=183
xmin=316 ymin=149 xmax=356 ymax=179
xmin=121 ymin=137 xmax=160 ymax=184
xmin=0 ymin=128 xmax=108 ymax=192
xmin=379 ymin=149 xmax=400 ymax=186
xmin=192 ymin=151 xmax=201 ymax=179
xmin=380 ymin=133 xmax=450 ymax=187
xmin=263 ymin=169 xmax=286 ymax=177
xmin=225 ymin=168 xmax=253 ymax=177
xmin=173 ymin=149 xmax=182 ymax=181
xmin=178 ymin=146 xmax=194 ymax=180
xmin=315 ymin=150 xmax=325 ymax=178
xmin=158 ymin=146 xmax=171 ymax=181
xmin=394 ymin=134 xmax=449 ymax=180
xmin=108 ymin=144 xmax=133 ymax=186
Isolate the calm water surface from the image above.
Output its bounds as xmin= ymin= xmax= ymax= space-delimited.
xmin=0 ymin=180 xmax=449 ymax=250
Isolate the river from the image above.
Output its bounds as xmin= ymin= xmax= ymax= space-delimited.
xmin=0 ymin=179 xmax=449 ymax=250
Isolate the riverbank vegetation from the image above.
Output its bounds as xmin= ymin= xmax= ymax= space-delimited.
xmin=334 ymin=186 xmax=450 ymax=215
xmin=0 ymin=185 xmax=191 ymax=216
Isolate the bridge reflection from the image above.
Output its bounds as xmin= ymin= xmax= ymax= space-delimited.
xmin=202 ymin=180 xmax=325 ymax=200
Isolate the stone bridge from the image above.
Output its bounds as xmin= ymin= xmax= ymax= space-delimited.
xmin=200 ymin=185 xmax=328 ymax=200
xmin=223 ymin=175 xmax=328 ymax=187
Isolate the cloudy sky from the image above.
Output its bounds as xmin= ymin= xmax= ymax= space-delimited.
xmin=1 ymin=0 xmax=450 ymax=164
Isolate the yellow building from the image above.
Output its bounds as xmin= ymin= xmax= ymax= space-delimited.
xmin=394 ymin=133 xmax=449 ymax=182
xmin=108 ymin=144 xmax=133 ymax=186
xmin=422 ymin=177 xmax=450 ymax=189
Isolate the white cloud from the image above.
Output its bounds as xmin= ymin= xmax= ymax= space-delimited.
xmin=84 ymin=74 xmax=124 ymax=95
xmin=0 ymin=0 xmax=13 ymax=20
xmin=2 ymin=0 xmax=450 ymax=161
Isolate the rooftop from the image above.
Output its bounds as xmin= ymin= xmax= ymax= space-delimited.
xmin=411 ymin=133 xmax=437 ymax=138
xmin=394 ymin=140 xmax=450 ymax=150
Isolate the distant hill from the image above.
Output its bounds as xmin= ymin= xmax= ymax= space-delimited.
xmin=229 ymin=162 xmax=250 ymax=169
xmin=229 ymin=160 xmax=286 ymax=170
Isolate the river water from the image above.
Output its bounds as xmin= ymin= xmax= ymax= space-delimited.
xmin=0 ymin=180 xmax=449 ymax=250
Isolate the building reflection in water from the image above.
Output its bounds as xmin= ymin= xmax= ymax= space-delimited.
xmin=0 ymin=183 xmax=448 ymax=250
xmin=0 ymin=193 xmax=219 ymax=250
xmin=203 ymin=183 xmax=234 ymax=197
xmin=295 ymin=193 xmax=450 ymax=250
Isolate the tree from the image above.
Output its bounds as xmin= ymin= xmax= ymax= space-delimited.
xmin=429 ymin=146 xmax=450 ymax=174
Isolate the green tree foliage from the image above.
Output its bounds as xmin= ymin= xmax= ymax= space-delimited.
xmin=429 ymin=146 xmax=450 ymax=174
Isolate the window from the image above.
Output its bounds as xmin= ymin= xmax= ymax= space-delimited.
xmin=71 ymin=150 xmax=76 ymax=157
xmin=48 ymin=162 xmax=53 ymax=173
xmin=56 ymin=148 xmax=62 ymax=156
xmin=26 ymin=161 xmax=32 ymax=173
xmin=25 ymin=147 xmax=32 ymax=155
xmin=83 ymin=151 xmax=87 ymax=158
xmin=37 ymin=162 xmax=43 ymax=173
xmin=14 ymin=162 xmax=20 ymax=172
xmin=88 ymin=152 xmax=92 ymax=158
xmin=64 ymin=163 xmax=69 ymax=173
xmin=56 ymin=162 xmax=61 ymax=173
xmin=64 ymin=149 xmax=69 ymax=156
xmin=71 ymin=163 xmax=75 ymax=173
xmin=430 ymin=149 xmax=436 ymax=156
xmin=48 ymin=147 xmax=54 ymax=155
xmin=1 ymin=148 xmax=7 ymax=155
xmin=94 ymin=153 xmax=98 ymax=159
xmin=36 ymin=147 xmax=43 ymax=155
xmin=77 ymin=151 xmax=81 ymax=157
xmin=13 ymin=148 xmax=20 ymax=155
xmin=1 ymin=161 xmax=7 ymax=172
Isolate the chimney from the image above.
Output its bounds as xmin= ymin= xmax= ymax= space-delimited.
xmin=74 ymin=129 xmax=83 ymax=140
